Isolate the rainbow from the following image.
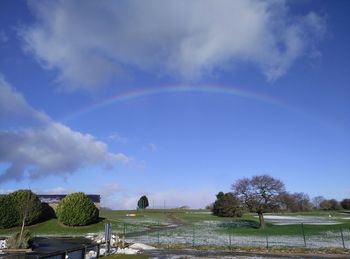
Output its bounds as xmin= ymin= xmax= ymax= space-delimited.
xmin=60 ymin=84 xmax=343 ymax=135
xmin=61 ymin=84 xmax=290 ymax=122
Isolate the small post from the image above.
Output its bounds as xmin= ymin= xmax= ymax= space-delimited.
xmin=105 ymin=223 xmax=112 ymax=254
xmin=96 ymin=243 xmax=100 ymax=258
xmin=301 ymin=223 xmax=306 ymax=247
xmin=192 ymin=224 xmax=195 ymax=248
xmin=265 ymin=231 xmax=269 ymax=249
xmin=157 ymin=221 xmax=160 ymax=245
xmin=340 ymin=226 xmax=345 ymax=249
xmin=229 ymin=230 xmax=232 ymax=249
xmin=81 ymin=245 xmax=86 ymax=259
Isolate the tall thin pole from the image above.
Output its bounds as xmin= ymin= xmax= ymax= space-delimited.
xmin=301 ymin=223 xmax=306 ymax=247
xmin=340 ymin=226 xmax=345 ymax=249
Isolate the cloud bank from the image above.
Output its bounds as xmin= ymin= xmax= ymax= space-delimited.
xmin=0 ymin=77 xmax=128 ymax=182
xmin=23 ymin=0 xmax=325 ymax=91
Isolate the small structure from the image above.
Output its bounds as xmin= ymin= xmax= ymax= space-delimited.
xmin=37 ymin=194 xmax=101 ymax=209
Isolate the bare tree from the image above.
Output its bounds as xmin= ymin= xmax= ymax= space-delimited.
xmin=18 ymin=191 xmax=36 ymax=246
xmin=312 ymin=196 xmax=325 ymax=209
xmin=279 ymin=192 xmax=311 ymax=212
xmin=232 ymin=175 xmax=285 ymax=228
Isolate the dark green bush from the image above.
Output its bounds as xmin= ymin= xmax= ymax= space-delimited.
xmin=39 ymin=202 xmax=56 ymax=221
xmin=8 ymin=190 xmax=42 ymax=226
xmin=137 ymin=195 xmax=149 ymax=209
xmin=0 ymin=194 xmax=18 ymax=229
xmin=212 ymin=192 xmax=244 ymax=217
xmin=56 ymin=192 xmax=99 ymax=226
xmin=340 ymin=198 xmax=350 ymax=210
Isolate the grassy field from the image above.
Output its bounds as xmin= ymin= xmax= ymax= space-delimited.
xmin=1 ymin=209 xmax=349 ymax=248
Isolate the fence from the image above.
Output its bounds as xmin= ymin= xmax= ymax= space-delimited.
xmin=119 ymin=222 xmax=350 ymax=249
xmin=1 ymin=243 xmax=102 ymax=259
xmin=38 ymin=244 xmax=100 ymax=259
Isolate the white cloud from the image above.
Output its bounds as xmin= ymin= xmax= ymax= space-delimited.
xmin=22 ymin=0 xmax=325 ymax=91
xmin=0 ymin=78 xmax=129 ymax=182
xmin=34 ymin=187 xmax=74 ymax=195
xmin=0 ymin=76 xmax=49 ymax=124
xmin=0 ymin=189 xmax=14 ymax=194
xmin=108 ymin=132 xmax=128 ymax=144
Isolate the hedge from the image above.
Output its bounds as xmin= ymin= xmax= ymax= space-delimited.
xmin=8 ymin=190 xmax=43 ymax=226
xmin=56 ymin=192 xmax=99 ymax=226
xmin=0 ymin=194 xmax=18 ymax=228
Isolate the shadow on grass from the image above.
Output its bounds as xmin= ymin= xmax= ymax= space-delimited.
xmin=218 ymin=220 xmax=260 ymax=229
xmin=95 ymin=217 xmax=106 ymax=223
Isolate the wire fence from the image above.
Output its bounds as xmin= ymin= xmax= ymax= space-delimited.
xmin=118 ymin=222 xmax=350 ymax=249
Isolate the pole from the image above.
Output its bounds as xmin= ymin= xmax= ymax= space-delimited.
xmin=157 ymin=221 xmax=160 ymax=245
xmin=301 ymin=223 xmax=306 ymax=247
xmin=265 ymin=231 xmax=269 ymax=249
xmin=340 ymin=226 xmax=345 ymax=249
xmin=192 ymin=224 xmax=195 ymax=248
xmin=229 ymin=230 xmax=232 ymax=249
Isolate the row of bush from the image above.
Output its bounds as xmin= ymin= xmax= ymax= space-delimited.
xmin=212 ymin=191 xmax=350 ymax=217
xmin=0 ymin=190 xmax=99 ymax=229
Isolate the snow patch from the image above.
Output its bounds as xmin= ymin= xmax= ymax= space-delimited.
xmin=260 ymin=215 xmax=341 ymax=225
xmin=129 ymin=243 xmax=156 ymax=250
xmin=116 ymin=247 xmax=139 ymax=254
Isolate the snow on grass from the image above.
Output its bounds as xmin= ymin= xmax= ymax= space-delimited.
xmin=260 ymin=215 xmax=341 ymax=225
xmin=126 ymin=220 xmax=350 ymax=248
xmin=109 ymin=216 xmax=170 ymax=234
xmin=187 ymin=211 xmax=212 ymax=214
xmin=128 ymin=231 xmax=349 ymax=248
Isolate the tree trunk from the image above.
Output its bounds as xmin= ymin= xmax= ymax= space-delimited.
xmin=19 ymin=214 xmax=26 ymax=248
xmin=258 ymin=212 xmax=265 ymax=228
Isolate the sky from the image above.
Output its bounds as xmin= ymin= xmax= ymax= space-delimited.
xmin=0 ymin=0 xmax=349 ymax=209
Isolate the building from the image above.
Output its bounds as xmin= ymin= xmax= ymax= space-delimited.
xmin=37 ymin=194 xmax=101 ymax=209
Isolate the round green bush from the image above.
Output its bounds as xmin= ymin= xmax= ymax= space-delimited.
xmin=0 ymin=194 xmax=18 ymax=229
xmin=8 ymin=190 xmax=42 ymax=226
xmin=212 ymin=192 xmax=244 ymax=217
xmin=56 ymin=192 xmax=99 ymax=226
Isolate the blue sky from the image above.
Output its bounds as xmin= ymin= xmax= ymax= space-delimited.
xmin=0 ymin=0 xmax=349 ymax=209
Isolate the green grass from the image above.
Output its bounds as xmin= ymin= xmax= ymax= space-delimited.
xmin=0 ymin=209 xmax=349 ymax=238
xmin=215 ymin=220 xmax=350 ymax=236
xmin=0 ymin=218 xmax=107 ymax=236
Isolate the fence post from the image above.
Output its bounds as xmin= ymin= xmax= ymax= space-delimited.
xmin=301 ymin=223 xmax=306 ymax=247
xmin=192 ymin=224 xmax=195 ymax=248
xmin=229 ymin=229 xmax=232 ymax=249
xmin=265 ymin=231 xmax=269 ymax=249
xmin=157 ymin=221 xmax=160 ymax=245
xmin=340 ymin=226 xmax=345 ymax=249
xmin=81 ymin=245 xmax=86 ymax=259
xmin=96 ymin=244 xmax=100 ymax=258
